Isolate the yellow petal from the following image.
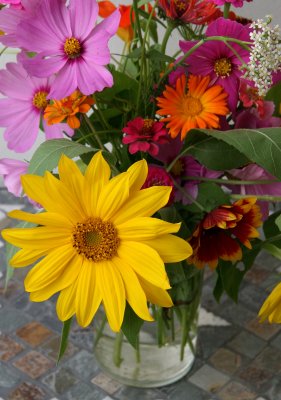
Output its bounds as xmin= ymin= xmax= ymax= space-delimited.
xmin=113 ymin=256 xmax=153 ymax=322
xmin=56 ymin=280 xmax=78 ymax=321
xmin=117 ymin=217 xmax=181 ymax=241
xmin=8 ymin=210 xmax=73 ymax=229
xmin=142 ymin=234 xmax=193 ymax=263
xmin=138 ymin=276 xmax=173 ymax=307
xmin=259 ymin=282 xmax=281 ymax=322
xmin=112 ymin=186 xmax=172 ymax=225
xmin=21 ymin=174 xmax=50 ymax=209
xmin=84 ymin=151 xmax=111 ymax=215
xmin=97 ymin=260 xmax=126 ymax=332
xmin=126 ymin=159 xmax=148 ymax=194
xmin=97 ymin=174 xmax=129 ymax=220
xmin=75 ymin=260 xmax=102 ymax=328
xmin=24 ymin=245 xmax=77 ymax=291
xmin=10 ymin=248 xmax=48 ymax=268
xmin=118 ymin=241 xmax=170 ymax=289
xmin=2 ymin=226 xmax=71 ymax=250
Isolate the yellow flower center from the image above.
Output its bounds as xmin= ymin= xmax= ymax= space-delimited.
xmin=174 ymin=0 xmax=186 ymax=12
xmin=142 ymin=119 xmax=154 ymax=134
xmin=32 ymin=91 xmax=48 ymax=110
xmin=64 ymin=37 xmax=81 ymax=58
xmin=214 ymin=57 xmax=232 ymax=78
xmin=72 ymin=218 xmax=120 ymax=261
xmin=171 ymin=159 xmax=184 ymax=176
xmin=184 ymin=96 xmax=203 ymax=116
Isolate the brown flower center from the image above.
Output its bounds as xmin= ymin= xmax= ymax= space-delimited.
xmin=142 ymin=119 xmax=154 ymax=134
xmin=174 ymin=0 xmax=186 ymax=13
xmin=64 ymin=37 xmax=82 ymax=59
xmin=171 ymin=159 xmax=184 ymax=176
xmin=72 ymin=218 xmax=120 ymax=261
xmin=214 ymin=57 xmax=232 ymax=78
xmin=184 ymin=96 xmax=203 ymax=116
xmin=32 ymin=91 xmax=48 ymax=110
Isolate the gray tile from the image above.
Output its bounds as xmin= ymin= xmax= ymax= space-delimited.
xmin=114 ymin=386 xmax=166 ymax=400
xmin=42 ymin=367 xmax=78 ymax=395
xmin=197 ymin=326 xmax=238 ymax=359
xmin=0 ymin=362 xmax=22 ymax=388
xmin=161 ymin=380 xmax=210 ymax=399
xmin=63 ymin=382 xmax=105 ymax=400
xmin=228 ymin=331 xmax=266 ymax=358
xmin=66 ymin=349 xmax=100 ymax=380
xmin=265 ymin=377 xmax=281 ymax=400
xmin=0 ymin=307 xmax=31 ymax=333
xmin=254 ymin=346 xmax=281 ymax=374
xmin=189 ymin=365 xmax=230 ymax=394
xmin=239 ymin=285 xmax=268 ymax=313
xmin=218 ymin=303 xmax=256 ymax=327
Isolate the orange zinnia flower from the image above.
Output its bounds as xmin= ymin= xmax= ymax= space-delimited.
xmin=188 ymin=198 xmax=262 ymax=270
xmin=44 ymin=90 xmax=94 ymax=129
xmin=156 ymin=74 xmax=229 ymax=140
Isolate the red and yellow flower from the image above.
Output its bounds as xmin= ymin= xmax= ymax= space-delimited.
xmin=44 ymin=90 xmax=94 ymax=129
xmin=188 ymin=198 xmax=262 ymax=270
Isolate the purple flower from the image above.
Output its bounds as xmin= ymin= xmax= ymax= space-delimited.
xmin=0 ymin=0 xmax=40 ymax=47
xmin=17 ymin=0 xmax=120 ymax=99
xmin=180 ymin=17 xmax=251 ymax=111
xmin=234 ymin=107 xmax=281 ymax=130
xmin=0 ymin=61 xmax=73 ymax=153
xmin=228 ymin=164 xmax=281 ymax=219
xmin=208 ymin=0 xmax=252 ymax=7
xmin=0 ymin=158 xmax=28 ymax=197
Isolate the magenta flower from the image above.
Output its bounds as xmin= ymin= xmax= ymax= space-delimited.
xmin=209 ymin=0 xmax=252 ymax=7
xmin=0 ymin=61 xmax=73 ymax=153
xmin=180 ymin=17 xmax=251 ymax=111
xmin=0 ymin=0 xmax=39 ymax=47
xmin=228 ymin=164 xmax=281 ymax=219
xmin=17 ymin=0 xmax=120 ymax=99
xmin=1 ymin=0 xmax=22 ymax=8
xmin=142 ymin=165 xmax=175 ymax=205
xmin=122 ymin=117 xmax=169 ymax=156
xmin=0 ymin=158 xmax=28 ymax=197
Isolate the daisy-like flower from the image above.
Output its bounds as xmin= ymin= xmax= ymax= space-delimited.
xmin=2 ymin=153 xmax=192 ymax=331
xmin=188 ymin=198 xmax=262 ymax=270
xmin=44 ymin=90 xmax=94 ymax=129
xmin=157 ymin=74 xmax=229 ymax=140
xmin=17 ymin=0 xmax=120 ymax=99
xmin=180 ymin=17 xmax=251 ymax=111
xmin=122 ymin=117 xmax=169 ymax=156
xmin=1 ymin=0 xmax=22 ymax=8
xmin=0 ymin=158 xmax=28 ymax=197
xmin=99 ymin=1 xmax=133 ymax=43
xmin=259 ymin=282 xmax=281 ymax=323
xmin=0 ymin=61 xmax=73 ymax=153
xmin=159 ymin=0 xmax=218 ymax=25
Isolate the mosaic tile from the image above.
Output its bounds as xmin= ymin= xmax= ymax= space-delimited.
xmin=217 ymin=303 xmax=256 ymax=327
xmin=42 ymin=367 xmax=78 ymax=395
xmin=217 ymin=381 xmax=256 ymax=400
xmin=0 ymin=280 xmax=24 ymax=301
xmin=160 ymin=380 xmax=210 ymax=400
xmin=41 ymin=335 xmax=78 ymax=361
xmin=13 ymin=350 xmax=54 ymax=379
xmin=264 ymin=377 xmax=281 ymax=400
xmin=63 ymin=382 xmax=105 ymax=400
xmin=269 ymin=331 xmax=281 ymax=350
xmin=245 ymin=266 xmax=270 ymax=285
xmin=7 ymin=382 xmax=45 ymax=400
xmin=198 ymin=308 xmax=230 ymax=327
xmin=66 ymin=349 xmax=100 ymax=380
xmin=91 ymin=372 xmax=123 ymax=395
xmin=114 ymin=386 xmax=167 ymax=400
xmin=0 ymin=307 xmax=31 ymax=333
xmin=228 ymin=331 xmax=266 ymax=358
xmin=197 ymin=326 xmax=238 ymax=359
xmin=246 ymin=318 xmax=280 ymax=340
xmin=239 ymin=284 xmax=268 ymax=313
xmin=0 ymin=334 xmax=23 ymax=361
xmin=238 ymin=364 xmax=273 ymax=391
xmin=16 ymin=321 xmax=53 ymax=347
xmin=254 ymin=346 xmax=281 ymax=374
xmin=69 ymin=324 xmax=95 ymax=351
xmin=189 ymin=365 xmax=230 ymax=394
xmin=209 ymin=348 xmax=242 ymax=375
xmin=0 ymin=362 xmax=22 ymax=388
xmin=255 ymin=251 xmax=281 ymax=270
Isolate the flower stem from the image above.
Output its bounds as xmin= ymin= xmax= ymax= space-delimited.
xmin=223 ymin=2 xmax=231 ymax=18
xmin=83 ymin=115 xmax=106 ymax=151
xmin=182 ymin=176 xmax=278 ymax=185
xmin=93 ymin=315 xmax=107 ymax=349
xmin=161 ymin=22 xmax=175 ymax=54
xmin=231 ymin=194 xmax=281 ymax=202
xmin=113 ymin=331 xmax=124 ymax=367
xmin=172 ymin=178 xmax=206 ymax=212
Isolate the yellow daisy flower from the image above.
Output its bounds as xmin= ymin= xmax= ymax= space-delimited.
xmin=2 ymin=153 xmax=192 ymax=332
xmin=259 ymin=282 xmax=281 ymax=323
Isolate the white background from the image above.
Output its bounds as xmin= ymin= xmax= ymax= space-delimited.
xmin=0 ymin=0 xmax=280 ymax=185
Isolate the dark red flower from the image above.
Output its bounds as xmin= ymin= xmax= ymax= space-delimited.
xmin=142 ymin=165 xmax=175 ymax=205
xmin=188 ymin=198 xmax=262 ymax=269
xmin=122 ymin=117 xmax=169 ymax=156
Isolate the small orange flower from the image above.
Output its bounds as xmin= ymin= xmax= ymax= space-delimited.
xmin=188 ymin=198 xmax=262 ymax=270
xmin=44 ymin=90 xmax=94 ymax=129
xmin=156 ymin=74 xmax=229 ymax=140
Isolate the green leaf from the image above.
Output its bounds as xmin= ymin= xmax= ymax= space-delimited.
xmin=265 ymin=80 xmax=281 ymax=117
xmin=219 ymin=261 xmax=244 ymax=303
xmin=97 ymin=70 xmax=138 ymax=104
xmin=190 ymin=128 xmax=281 ymax=179
xmin=186 ymin=182 xmax=230 ymax=213
xmin=5 ymin=220 xmax=36 ymax=289
xmin=57 ymin=318 xmax=72 ymax=363
xmin=263 ymin=242 xmax=281 ymax=260
xmin=213 ymin=270 xmax=224 ymax=302
xmin=28 ymin=139 xmax=96 ymax=176
xmin=184 ymin=130 xmax=248 ymax=170
xmin=147 ymin=48 xmax=174 ymax=63
xmin=121 ymin=303 xmax=143 ymax=349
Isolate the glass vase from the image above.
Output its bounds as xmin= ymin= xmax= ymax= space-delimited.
xmin=93 ymin=266 xmax=203 ymax=388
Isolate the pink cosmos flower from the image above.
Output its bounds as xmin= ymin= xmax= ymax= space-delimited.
xmin=228 ymin=164 xmax=281 ymax=219
xmin=180 ymin=17 xmax=251 ymax=111
xmin=0 ymin=0 xmax=22 ymax=8
xmin=0 ymin=61 xmax=73 ymax=153
xmin=142 ymin=165 xmax=175 ymax=205
xmin=0 ymin=0 xmax=40 ymax=47
xmin=0 ymin=158 xmax=28 ymax=197
xmin=209 ymin=0 xmax=252 ymax=7
xmin=17 ymin=0 xmax=120 ymax=99
xmin=122 ymin=117 xmax=169 ymax=156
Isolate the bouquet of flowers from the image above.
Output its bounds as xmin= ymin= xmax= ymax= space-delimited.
xmin=1 ymin=0 xmax=281 ymax=387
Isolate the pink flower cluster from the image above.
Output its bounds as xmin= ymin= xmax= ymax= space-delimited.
xmin=208 ymin=0 xmax=252 ymax=7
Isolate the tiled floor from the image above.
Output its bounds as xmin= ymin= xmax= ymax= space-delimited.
xmin=1 ymin=188 xmax=281 ymax=400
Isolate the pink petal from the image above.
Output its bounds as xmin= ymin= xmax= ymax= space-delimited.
xmin=69 ymin=0 xmax=98 ymax=40
xmin=22 ymin=52 xmax=66 ymax=78
xmin=0 ymin=98 xmax=33 ymax=126
xmin=0 ymin=62 xmax=34 ymax=99
xmin=77 ymin=61 xmax=113 ymax=95
xmin=48 ymin=62 xmax=78 ymax=99
xmin=43 ymin=119 xmax=74 ymax=139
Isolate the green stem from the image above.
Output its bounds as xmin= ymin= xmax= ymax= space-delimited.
xmin=157 ymin=307 xmax=165 ymax=347
xmin=93 ymin=315 xmax=107 ymax=349
xmin=223 ymin=2 xmax=231 ymax=18
xmin=113 ymin=331 xmax=124 ymax=367
xmin=93 ymin=95 xmax=110 ymax=130
xmin=231 ymin=194 xmax=281 ymax=202
xmin=182 ymin=176 xmax=279 ymax=185
xmin=133 ymin=0 xmax=143 ymax=45
xmin=170 ymin=308 xmax=175 ymax=342
xmin=161 ymin=22 xmax=175 ymax=54
xmin=0 ymin=46 xmax=7 ymax=57
xmin=83 ymin=115 xmax=105 ymax=151
xmin=76 ymin=129 xmax=121 ymax=142
xmin=172 ymin=178 xmax=206 ymax=212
